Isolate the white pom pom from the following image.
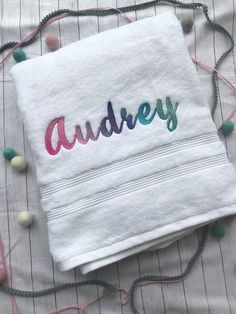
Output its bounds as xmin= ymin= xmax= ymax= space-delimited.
xmin=11 ymin=156 xmax=27 ymax=171
xmin=17 ymin=211 xmax=33 ymax=227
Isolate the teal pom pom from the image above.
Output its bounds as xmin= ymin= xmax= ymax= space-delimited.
xmin=220 ymin=120 xmax=234 ymax=136
xmin=13 ymin=48 xmax=27 ymax=63
xmin=3 ymin=147 xmax=17 ymax=161
xmin=211 ymin=223 xmax=226 ymax=239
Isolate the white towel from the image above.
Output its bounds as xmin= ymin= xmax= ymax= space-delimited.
xmin=10 ymin=11 xmax=236 ymax=274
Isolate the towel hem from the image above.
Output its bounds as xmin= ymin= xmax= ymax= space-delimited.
xmin=56 ymin=201 xmax=236 ymax=271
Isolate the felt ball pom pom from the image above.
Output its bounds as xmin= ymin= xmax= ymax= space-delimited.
xmin=3 ymin=147 xmax=17 ymax=161
xmin=220 ymin=120 xmax=234 ymax=136
xmin=0 ymin=268 xmax=7 ymax=284
xmin=211 ymin=222 xmax=226 ymax=239
xmin=13 ymin=48 xmax=27 ymax=63
xmin=45 ymin=34 xmax=60 ymax=51
xmin=10 ymin=156 xmax=27 ymax=171
xmin=17 ymin=211 xmax=33 ymax=227
xmin=181 ymin=16 xmax=193 ymax=33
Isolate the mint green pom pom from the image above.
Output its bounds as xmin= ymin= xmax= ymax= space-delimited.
xmin=3 ymin=147 xmax=17 ymax=161
xmin=221 ymin=120 xmax=234 ymax=136
xmin=211 ymin=223 xmax=225 ymax=239
xmin=13 ymin=48 xmax=27 ymax=63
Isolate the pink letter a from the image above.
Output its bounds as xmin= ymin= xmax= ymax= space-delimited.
xmin=45 ymin=117 xmax=76 ymax=155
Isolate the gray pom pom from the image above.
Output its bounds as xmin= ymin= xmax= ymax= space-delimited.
xmin=181 ymin=16 xmax=193 ymax=33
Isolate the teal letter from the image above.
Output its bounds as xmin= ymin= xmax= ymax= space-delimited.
xmin=156 ymin=99 xmax=168 ymax=120
xmin=166 ymin=97 xmax=178 ymax=132
xmin=137 ymin=102 xmax=155 ymax=125
xmin=156 ymin=98 xmax=178 ymax=132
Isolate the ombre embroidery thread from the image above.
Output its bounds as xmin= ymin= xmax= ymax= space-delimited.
xmin=45 ymin=97 xmax=179 ymax=156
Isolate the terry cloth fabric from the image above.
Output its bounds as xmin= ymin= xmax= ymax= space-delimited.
xmin=10 ymin=11 xmax=236 ymax=274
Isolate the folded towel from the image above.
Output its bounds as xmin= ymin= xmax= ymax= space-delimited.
xmin=10 ymin=11 xmax=236 ymax=274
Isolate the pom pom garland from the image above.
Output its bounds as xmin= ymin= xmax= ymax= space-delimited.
xmin=45 ymin=34 xmax=60 ymax=51
xmin=13 ymin=48 xmax=27 ymax=63
xmin=10 ymin=156 xmax=27 ymax=171
xmin=211 ymin=222 xmax=226 ymax=239
xmin=220 ymin=120 xmax=235 ymax=136
xmin=181 ymin=15 xmax=193 ymax=33
xmin=3 ymin=147 xmax=17 ymax=161
xmin=17 ymin=211 xmax=34 ymax=227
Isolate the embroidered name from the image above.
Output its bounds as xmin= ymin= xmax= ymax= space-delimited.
xmin=45 ymin=97 xmax=179 ymax=156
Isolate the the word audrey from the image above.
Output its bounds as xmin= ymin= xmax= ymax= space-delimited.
xmin=45 ymin=97 xmax=179 ymax=156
